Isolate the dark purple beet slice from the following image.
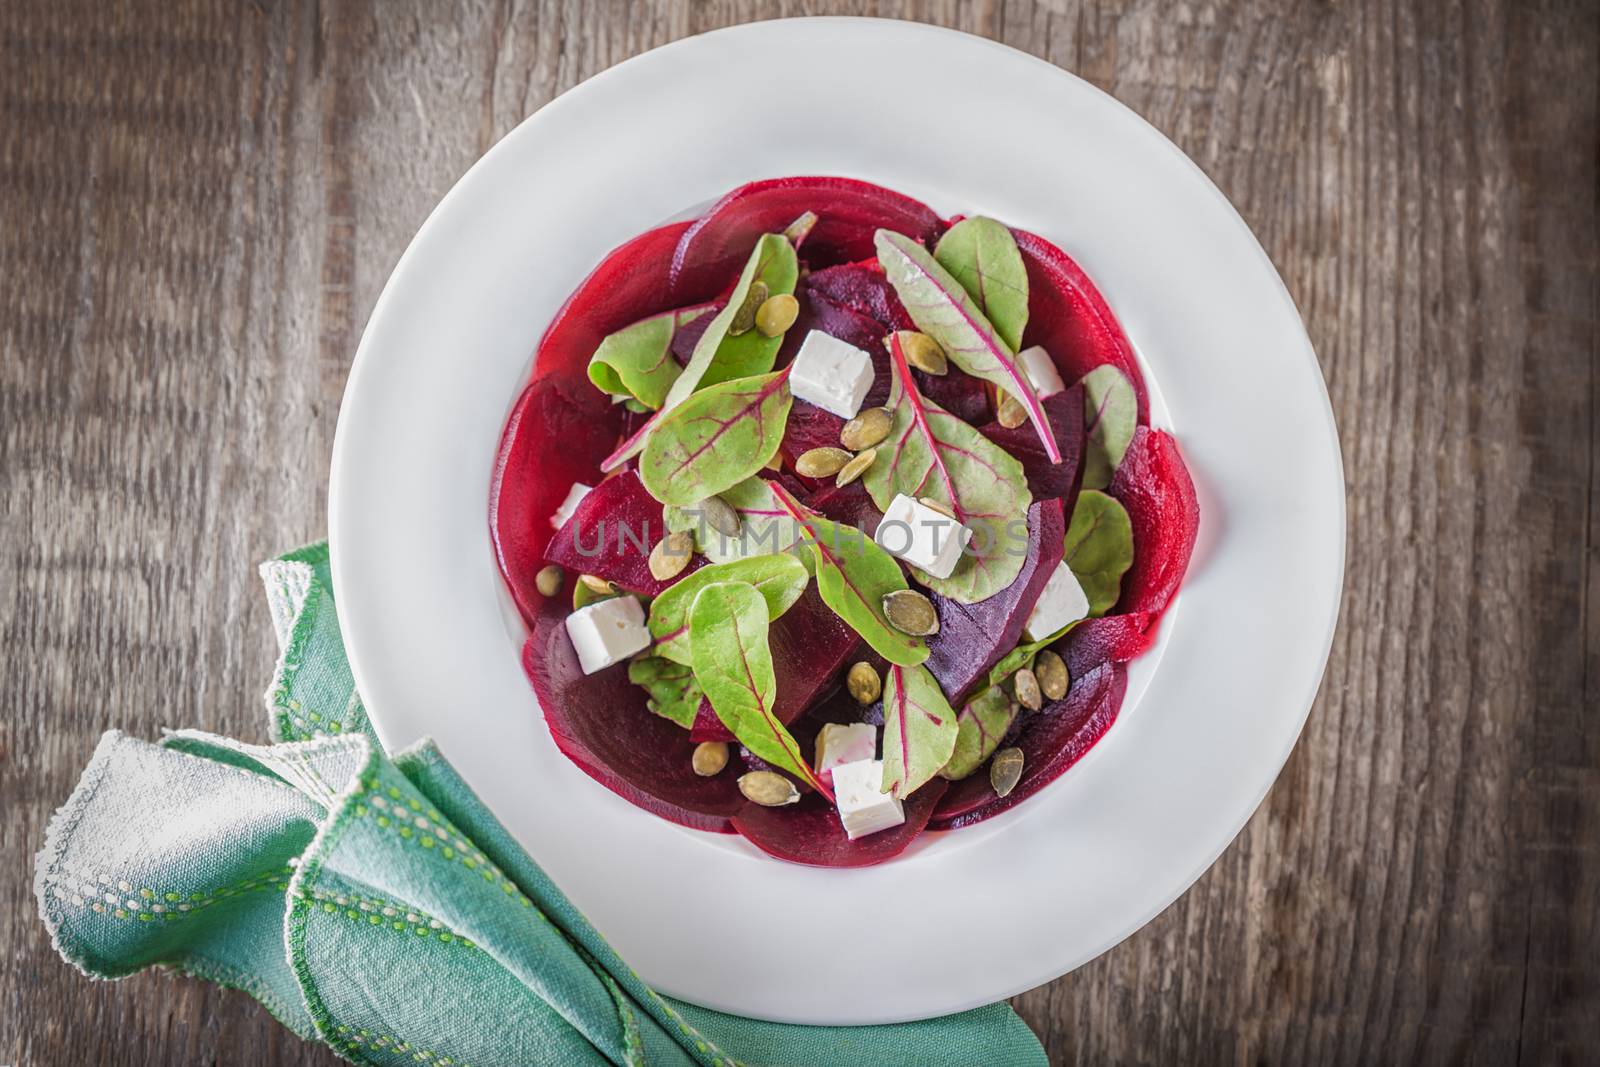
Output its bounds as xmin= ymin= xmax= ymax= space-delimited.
xmin=1062 ymin=613 xmax=1158 ymax=679
xmin=1108 ymin=427 xmax=1200 ymax=616
xmin=521 ymin=604 xmax=741 ymax=831
xmin=732 ymin=777 xmax=949 ymax=867
xmin=544 ymin=470 xmax=697 ymax=597
xmin=930 ymin=662 xmax=1126 ymax=829
xmin=803 ymin=263 xmax=915 ymax=331
xmin=979 ymin=385 xmax=1086 ymax=503
xmin=925 ymin=498 xmax=1066 ymax=702
xmin=805 ymin=479 xmax=882 ymax=532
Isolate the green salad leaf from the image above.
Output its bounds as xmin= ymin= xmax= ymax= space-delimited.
xmin=640 ymin=369 xmax=793 ymax=506
xmin=874 ymin=229 xmax=1060 ymax=463
xmin=1062 ymin=489 xmax=1134 ymax=616
xmin=934 ymin=217 xmax=1029 ymax=353
xmin=864 ymin=335 xmax=1032 ymax=603
xmin=647 ymin=553 xmax=809 ymax=665
xmin=627 ymin=656 xmax=702 ymax=729
xmin=881 ymin=663 xmax=960 ymax=797
xmin=587 ymin=305 xmax=714 ymax=410
xmin=939 ymin=683 xmax=1018 ymax=781
xmin=665 ymin=477 xmax=802 ymax=564
xmin=1080 ymin=365 xmax=1137 ymax=489
xmin=769 ymin=482 xmax=929 ymax=667
xmin=986 ymin=627 xmax=1071 ymax=691
xmin=689 ymin=580 xmax=828 ymax=796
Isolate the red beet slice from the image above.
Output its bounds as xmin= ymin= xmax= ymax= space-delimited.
xmin=803 ymin=263 xmax=915 ymax=331
xmin=979 ymin=385 xmax=1087 ymax=503
xmin=544 ymin=470 xmax=698 ymax=597
xmin=1107 ymin=427 xmax=1199 ymax=616
xmin=521 ymin=604 xmax=740 ymax=831
xmin=670 ymin=177 xmax=944 ymax=301
xmin=732 ymin=777 xmax=949 ymax=867
xmin=805 ymin=479 xmax=882 ymax=532
xmin=925 ymin=498 xmax=1066 ymax=702
xmin=930 ymin=662 xmax=1126 ymax=829
xmin=1014 ymin=228 xmax=1149 ymax=425
xmin=1062 ymin=612 xmax=1158 ymax=679
xmin=491 ymin=375 xmax=624 ymax=624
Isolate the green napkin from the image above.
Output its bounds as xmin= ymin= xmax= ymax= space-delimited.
xmin=35 ymin=543 xmax=1046 ymax=1066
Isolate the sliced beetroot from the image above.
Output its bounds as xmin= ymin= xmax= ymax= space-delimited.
xmin=781 ymin=403 xmax=849 ymax=464
xmin=491 ymin=375 xmax=625 ymax=624
xmin=930 ymin=662 xmax=1126 ymax=829
xmin=521 ymin=605 xmax=740 ymax=831
xmin=1062 ymin=612 xmax=1157 ymax=679
xmin=1014 ymin=228 xmax=1149 ymax=425
xmin=978 ymin=385 xmax=1086 ymax=503
xmin=732 ymin=777 xmax=949 ymax=867
xmin=670 ymin=177 xmax=944 ymax=300
xmin=1107 ymin=427 xmax=1199 ymax=615
xmin=805 ymin=479 xmax=882 ymax=532
xmin=803 ymin=263 xmax=915 ymax=331
xmin=544 ymin=470 xmax=698 ymax=597
xmin=925 ymin=498 xmax=1066 ymax=702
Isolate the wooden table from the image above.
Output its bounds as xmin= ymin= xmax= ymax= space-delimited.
xmin=4 ymin=2 xmax=1595 ymax=1063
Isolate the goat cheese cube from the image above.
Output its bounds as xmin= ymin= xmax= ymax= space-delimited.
xmin=1023 ymin=562 xmax=1091 ymax=641
xmin=1018 ymin=345 xmax=1066 ymax=398
xmin=814 ymin=723 xmax=877 ymax=782
xmin=564 ymin=595 xmax=650 ymax=675
xmin=551 ymin=483 xmax=592 ymax=530
xmin=874 ymin=493 xmax=972 ymax=580
xmin=789 ymin=330 xmax=875 ymax=418
xmin=831 ymin=759 xmax=905 ymax=840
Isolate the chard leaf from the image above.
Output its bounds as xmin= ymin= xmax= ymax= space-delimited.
xmin=939 ymin=683 xmax=1018 ymax=781
xmin=627 ymin=656 xmax=701 ymax=729
xmin=647 ymin=553 xmax=809 ymax=665
xmin=934 ymin=217 xmax=1029 ymax=353
xmin=689 ymin=580 xmax=828 ymax=796
xmin=1062 ymin=489 xmax=1134 ymax=616
xmin=640 ymin=369 xmax=793 ymax=506
xmin=881 ymin=663 xmax=960 ymax=797
xmin=1080 ymin=365 xmax=1137 ymax=489
xmin=587 ymin=305 xmax=714 ymax=410
xmin=874 ymin=229 xmax=1060 ymax=463
xmin=665 ymin=477 xmax=802 ymax=564
xmin=864 ymin=335 xmax=1032 ymax=603
xmin=769 ymin=482 xmax=929 ymax=667
xmin=986 ymin=627 xmax=1073 ymax=691
xmin=604 ymin=234 xmax=797 ymax=471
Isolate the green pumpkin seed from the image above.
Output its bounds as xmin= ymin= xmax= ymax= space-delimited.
xmin=917 ymin=496 xmax=955 ymax=520
xmin=697 ymin=495 xmax=740 ymax=539
xmin=535 ymin=565 xmax=564 ymax=597
xmin=846 ymin=661 xmax=882 ymax=705
xmin=579 ymin=574 xmax=615 ymax=595
xmin=728 ymin=281 xmax=769 ymax=336
xmin=1035 ymin=650 xmax=1069 ymax=700
xmin=738 ymin=770 xmax=800 ymax=807
xmin=755 ymin=293 xmax=800 ymax=337
xmin=648 ymin=530 xmax=696 ymax=581
xmin=835 ymin=447 xmax=877 ymax=487
xmin=990 ymin=747 xmax=1024 ymax=798
xmin=881 ymin=589 xmax=939 ymax=636
xmin=795 ymin=447 xmax=852 ymax=478
xmin=1012 ymin=667 xmax=1043 ymax=711
xmin=997 ymin=390 xmax=1027 ymax=429
xmin=894 ymin=330 xmax=948 ymax=375
xmin=840 ymin=407 xmax=892 ymax=451
xmin=692 ymin=741 xmax=729 ymax=777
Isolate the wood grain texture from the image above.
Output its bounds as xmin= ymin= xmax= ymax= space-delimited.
xmin=2 ymin=1 xmax=1594 ymax=1064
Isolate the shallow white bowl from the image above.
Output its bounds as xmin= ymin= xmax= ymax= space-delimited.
xmin=330 ymin=17 xmax=1344 ymax=1024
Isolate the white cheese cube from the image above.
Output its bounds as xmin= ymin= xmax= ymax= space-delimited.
xmin=1023 ymin=562 xmax=1091 ymax=641
xmin=831 ymin=759 xmax=905 ymax=840
xmin=1017 ymin=345 xmax=1066 ymax=398
xmin=564 ymin=595 xmax=651 ymax=675
xmin=789 ymin=330 xmax=875 ymax=418
xmin=814 ymin=723 xmax=877 ymax=781
xmin=550 ymin=483 xmax=592 ymax=530
xmin=874 ymin=493 xmax=972 ymax=580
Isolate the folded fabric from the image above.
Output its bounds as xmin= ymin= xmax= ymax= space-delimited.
xmin=35 ymin=543 xmax=1046 ymax=1066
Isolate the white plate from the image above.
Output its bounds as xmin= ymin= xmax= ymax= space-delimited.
xmin=330 ymin=18 xmax=1344 ymax=1025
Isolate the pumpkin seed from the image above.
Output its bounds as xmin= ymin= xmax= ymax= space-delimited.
xmin=698 ymin=495 xmax=741 ymax=538
xmin=579 ymin=574 xmax=615 ymax=595
xmin=738 ymin=770 xmax=800 ymax=807
xmin=1012 ymin=667 xmax=1043 ymax=711
xmin=728 ymin=281 xmax=769 ymax=336
xmin=881 ymin=589 xmax=939 ymax=636
xmin=917 ymin=496 xmax=955 ymax=520
xmin=765 ymin=453 xmax=783 ymax=472
xmin=648 ymin=530 xmax=696 ymax=581
xmin=795 ymin=447 xmax=851 ymax=478
xmin=755 ymin=293 xmax=800 ymax=337
xmin=990 ymin=747 xmax=1024 ymax=798
xmin=534 ymin=565 xmax=564 ymax=597
xmin=840 ymin=407 xmax=892 ymax=451
xmin=692 ymin=741 xmax=729 ymax=777
xmin=996 ymin=390 xmax=1027 ymax=428
xmin=895 ymin=330 xmax=948 ymax=375
xmin=1035 ymin=649 xmax=1069 ymax=700
xmin=835 ymin=446 xmax=877 ymax=487
xmin=846 ymin=661 xmax=882 ymax=705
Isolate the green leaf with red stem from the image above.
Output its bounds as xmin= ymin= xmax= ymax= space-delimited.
xmin=882 ymin=663 xmax=961 ymax=797
xmin=939 ymin=682 xmax=1017 ymax=781
xmin=587 ymin=304 xmax=715 ymax=410
xmin=640 ymin=369 xmax=793 ymax=506
xmin=627 ymin=656 xmax=702 ymax=729
xmin=647 ymin=552 xmax=809 ymax=665
xmin=934 ymin=217 xmax=1029 ymax=353
xmin=1079 ymin=365 xmax=1137 ymax=489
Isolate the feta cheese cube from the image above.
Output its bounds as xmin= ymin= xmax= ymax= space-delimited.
xmin=831 ymin=759 xmax=905 ymax=840
xmin=789 ymin=330 xmax=875 ymax=418
xmin=1023 ymin=562 xmax=1091 ymax=641
xmin=564 ymin=595 xmax=651 ymax=675
xmin=550 ymin=483 xmax=592 ymax=531
xmin=814 ymin=723 xmax=877 ymax=781
xmin=874 ymin=493 xmax=972 ymax=580
xmin=1017 ymin=345 xmax=1066 ymax=398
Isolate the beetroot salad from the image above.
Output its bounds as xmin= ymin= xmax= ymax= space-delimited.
xmin=491 ymin=177 xmax=1198 ymax=867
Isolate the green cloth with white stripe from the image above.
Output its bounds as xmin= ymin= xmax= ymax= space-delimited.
xmin=35 ymin=543 xmax=1047 ymax=1066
